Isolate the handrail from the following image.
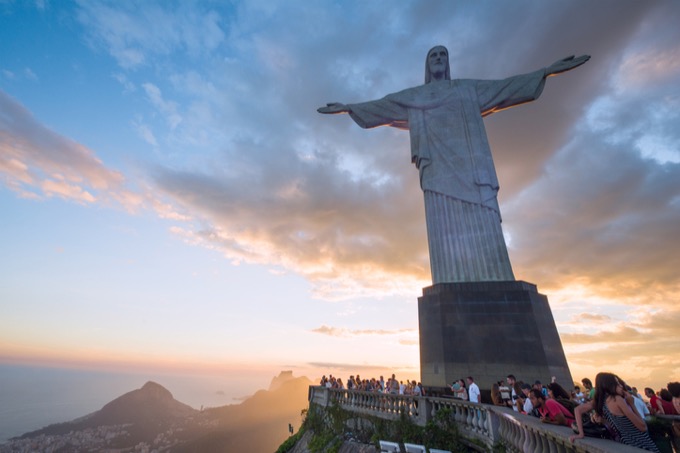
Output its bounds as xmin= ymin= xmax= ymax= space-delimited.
xmin=308 ymin=386 xmax=647 ymax=453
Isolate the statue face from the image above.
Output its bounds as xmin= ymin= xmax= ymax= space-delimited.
xmin=428 ymin=46 xmax=448 ymax=79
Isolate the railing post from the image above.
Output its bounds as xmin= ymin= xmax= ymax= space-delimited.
xmin=486 ymin=408 xmax=499 ymax=442
xmin=416 ymin=397 xmax=431 ymax=426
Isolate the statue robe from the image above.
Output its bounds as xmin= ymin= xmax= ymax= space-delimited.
xmin=347 ymin=68 xmax=547 ymax=283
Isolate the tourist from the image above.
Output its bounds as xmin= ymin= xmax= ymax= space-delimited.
xmin=388 ymin=374 xmax=399 ymax=395
xmin=626 ymin=385 xmax=649 ymax=418
xmin=498 ymin=380 xmax=511 ymax=405
xmin=533 ymin=380 xmax=548 ymax=398
xmin=491 ymin=383 xmax=505 ymax=406
xmin=520 ymin=383 xmax=535 ymax=415
xmin=547 ymin=382 xmax=571 ymax=400
xmin=668 ymin=382 xmax=680 ymax=414
xmin=451 ymin=379 xmax=467 ymax=401
xmin=411 ymin=381 xmax=422 ymax=397
xmin=582 ymin=378 xmax=595 ymax=401
xmin=570 ymin=372 xmax=659 ymax=452
xmin=668 ymin=382 xmax=680 ymax=448
xmin=574 ymin=385 xmax=585 ymax=404
xmin=645 ymin=388 xmax=663 ymax=415
xmin=529 ymin=389 xmax=575 ymax=427
xmin=506 ymin=375 xmax=521 ymax=412
xmin=467 ymin=376 xmax=481 ymax=403
xmin=659 ymin=388 xmax=678 ymax=415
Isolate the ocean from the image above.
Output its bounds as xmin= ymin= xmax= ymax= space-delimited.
xmin=0 ymin=364 xmax=273 ymax=443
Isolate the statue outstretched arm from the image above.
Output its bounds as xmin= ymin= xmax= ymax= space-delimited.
xmin=546 ymin=55 xmax=590 ymax=77
xmin=318 ymin=97 xmax=408 ymax=129
xmin=317 ymin=103 xmax=351 ymax=114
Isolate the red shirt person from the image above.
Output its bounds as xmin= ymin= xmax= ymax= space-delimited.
xmin=529 ymin=389 xmax=575 ymax=426
xmin=644 ymin=387 xmax=676 ymax=415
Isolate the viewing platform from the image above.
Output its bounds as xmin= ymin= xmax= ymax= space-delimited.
xmin=308 ymin=386 xmax=655 ymax=453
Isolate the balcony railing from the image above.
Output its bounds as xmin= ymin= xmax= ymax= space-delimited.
xmin=309 ymin=386 xmax=649 ymax=453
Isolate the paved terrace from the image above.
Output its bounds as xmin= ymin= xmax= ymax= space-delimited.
xmin=309 ymin=386 xmax=650 ymax=453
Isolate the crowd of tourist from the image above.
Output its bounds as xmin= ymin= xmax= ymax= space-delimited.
xmin=486 ymin=373 xmax=680 ymax=452
xmin=319 ymin=373 xmax=425 ymax=396
xmin=318 ymin=371 xmax=679 ymax=452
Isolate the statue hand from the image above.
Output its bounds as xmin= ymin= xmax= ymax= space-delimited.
xmin=546 ymin=54 xmax=590 ymax=76
xmin=317 ymin=102 xmax=350 ymax=114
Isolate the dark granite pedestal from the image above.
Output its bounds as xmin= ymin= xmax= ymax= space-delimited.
xmin=418 ymin=281 xmax=572 ymax=391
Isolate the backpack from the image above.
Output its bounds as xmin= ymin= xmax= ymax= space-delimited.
xmin=556 ymin=398 xmax=578 ymax=416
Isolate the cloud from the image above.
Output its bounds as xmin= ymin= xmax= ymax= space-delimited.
xmin=307 ymin=362 xmax=394 ymax=372
xmin=572 ymin=313 xmax=613 ymax=323
xmin=561 ymin=326 xmax=645 ymax=345
xmin=112 ymin=73 xmax=135 ymax=93
xmin=0 ymin=90 xmax=128 ymax=205
xmin=75 ymin=1 xmax=226 ymax=69
xmin=311 ymin=325 xmax=414 ymax=338
xmin=561 ymin=308 xmax=680 ymax=389
xmin=154 ymin=132 xmax=430 ymax=298
xmin=505 ymin=83 xmax=680 ymax=301
xmin=133 ymin=119 xmax=158 ymax=147
xmin=41 ymin=178 xmax=96 ymax=203
xmin=142 ymin=83 xmax=182 ymax=130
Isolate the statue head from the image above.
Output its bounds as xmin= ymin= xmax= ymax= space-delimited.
xmin=425 ymin=45 xmax=450 ymax=84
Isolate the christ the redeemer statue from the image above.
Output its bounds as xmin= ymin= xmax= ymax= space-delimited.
xmin=319 ymin=46 xmax=589 ymax=284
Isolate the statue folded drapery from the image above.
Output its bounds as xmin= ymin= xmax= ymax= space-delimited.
xmin=318 ymin=46 xmax=589 ymax=284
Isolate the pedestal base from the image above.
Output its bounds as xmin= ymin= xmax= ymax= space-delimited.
xmin=418 ymin=281 xmax=572 ymax=391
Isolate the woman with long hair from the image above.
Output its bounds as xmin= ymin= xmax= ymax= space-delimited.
xmin=547 ymin=382 xmax=571 ymax=400
xmin=491 ymin=382 xmax=505 ymax=406
xmin=570 ymin=372 xmax=659 ymax=451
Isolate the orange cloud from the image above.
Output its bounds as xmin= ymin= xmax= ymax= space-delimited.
xmin=311 ymin=325 xmax=414 ymax=338
xmin=563 ymin=308 xmax=680 ymax=390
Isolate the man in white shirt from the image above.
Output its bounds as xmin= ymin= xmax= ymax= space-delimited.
xmin=467 ymin=376 xmax=481 ymax=403
xmin=627 ymin=385 xmax=650 ymax=418
xmin=520 ymin=383 xmax=534 ymax=415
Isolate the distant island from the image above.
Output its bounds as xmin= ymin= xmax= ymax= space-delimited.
xmin=0 ymin=371 xmax=312 ymax=453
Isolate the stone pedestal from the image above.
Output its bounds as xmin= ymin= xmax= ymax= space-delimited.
xmin=418 ymin=281 xmax=572 ymax=391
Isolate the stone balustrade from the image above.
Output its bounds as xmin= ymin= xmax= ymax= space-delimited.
xmin=309 ymin=386 xmax=646 ymax=453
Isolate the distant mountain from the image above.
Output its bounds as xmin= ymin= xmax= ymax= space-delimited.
xmin=175 ymin=372 xmax=313 ymax=452
xmin=10 ymin=372 xmax=313 ymax=452
xmin=87 ymin=381 xmax=196 ymax=426
xmin=19 ymin=381 xmax=197 ymax=444
xmin=269 ymin=370 xmax=295 ymax=391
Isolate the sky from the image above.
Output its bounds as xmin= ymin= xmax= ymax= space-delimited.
xmin=1 ymin=0 xmax=679 ymax=393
